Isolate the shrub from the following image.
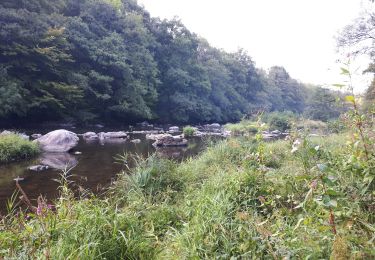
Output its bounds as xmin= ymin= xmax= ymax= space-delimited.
xmin=225 ymin=120 xmax=259 ymax=135
xmin=264 ymin=111 xmax=295 ymax=131
xmin=0 ymin=134 xmax=39 ymax=163
xmin=296 ymin=119 xmax=328 ymax=133
xmin=327 ymin=118 xmax=347 ymax=133
xmin=183 ymin=126 xmax=196 ymax=137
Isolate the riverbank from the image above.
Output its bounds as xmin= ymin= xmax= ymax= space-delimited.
xmin=0 ymin=133 xmax=374 ymax=259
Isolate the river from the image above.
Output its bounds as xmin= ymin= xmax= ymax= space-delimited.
xmin=0 ymin=126 xmax=208 ymax=214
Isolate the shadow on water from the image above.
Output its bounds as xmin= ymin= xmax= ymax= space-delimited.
xmin=0 ymin=133 xmax=206 ymax=214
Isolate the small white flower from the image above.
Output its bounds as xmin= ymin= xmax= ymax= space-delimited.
xmin=291 ymin=139 xmax=301 ymax=153
xmin=291 ymin=146 xmax=298 ymax=153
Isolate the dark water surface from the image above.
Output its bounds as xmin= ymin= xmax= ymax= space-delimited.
xmin=0 ymin=129 xmax=206 ymax=214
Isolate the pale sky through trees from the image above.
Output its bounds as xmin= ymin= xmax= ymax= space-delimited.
xmin=138 ymin=0 xmax=372 ymax=92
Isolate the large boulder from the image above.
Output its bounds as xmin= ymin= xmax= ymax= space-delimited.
xmin=36 ymin=130 xmax=79 ymax=152
xmin=152 ymin=134 xmax=188 ymax=147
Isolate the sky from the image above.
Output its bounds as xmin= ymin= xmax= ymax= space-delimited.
xmin=137 ymin=0 xmax=373 ymax=93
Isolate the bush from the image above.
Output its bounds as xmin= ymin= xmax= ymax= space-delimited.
xmin=264 ymin=111 xmax=295 ymax=131
xmin=296 ymin=119 xmax=328 ymax=132
xmin=327 ymin=119 xmax=347 ymax=133
xmin=0 ymin=134 xmax=39 ymax=163
xmin=1 ymin=133 xmax=374 ymax=259
xmin=183 ymin=126 xmax=196 ymax=137
xmin=225 ymin=120 xmax=259 ymax=135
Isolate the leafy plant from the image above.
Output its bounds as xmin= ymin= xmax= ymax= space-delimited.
xmin=0 ymin=134 xmax=39 ymax=163
xmin=183 ymin=126 xmax=196 ymax=137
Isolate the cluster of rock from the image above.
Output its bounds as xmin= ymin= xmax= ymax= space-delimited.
xmin=146 ymin=133 xmax=188 ymax=147
xmin=82 ymin=131 xmax=128 ymax=141
xmin=5 ymin=122 xmax=234 ymax=175
xmin=262 ymin=130 xmax=289 ymax=141
xmin=202 ymin=123 xmax=221 ymax=132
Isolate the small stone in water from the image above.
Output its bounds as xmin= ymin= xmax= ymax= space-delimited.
xmin=28 ymin=165 xmax=49 ymax=172
xmin=74 ymin=151 xmax=82 ymax=155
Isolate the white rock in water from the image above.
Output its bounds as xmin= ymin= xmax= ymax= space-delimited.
xmin=104 ymin=131 xmax=128 ymax=139
xmin=98 ymin=131 xmax=128 ymax=139
xmin=131 ymin=139 xmax=141 ymax=144
xmin=28 ymin=165 xmax=49 ymax=172
xmin=146 ymin=133 xmax=172 ymax=141
xmin=36 ymin=129 xmax=79 ymax=152
xmin=169 ymin=126 xmax=180 ymax=132
xmin=152 ymin=135 xmax=188 ymax=147
xmin=83 ymin=132 xmax=98 ymax=140
xmin=210 ymin=123 xmax=221 ymax=128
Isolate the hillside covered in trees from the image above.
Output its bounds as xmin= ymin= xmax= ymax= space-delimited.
xmin=0 ymin=0 xmax=342 ymax=125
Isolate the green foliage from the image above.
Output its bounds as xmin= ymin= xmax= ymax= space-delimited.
xmin=1 ymin=133 xmax=374 ymax=259
xmin=327 ymin=118 xmax=347 ymax=133
xmin=225 ymin=120 xmax=259 ymax=135
xmin=264 ymin=111 xmax=295 ymax=131
xmin=183 ymin=126 xmax=196 ymax=137
xmin=0 ymin=0 xmax=334 ymax=124
xmin=0 ymin=134 xmax=39 ymax=163
xmin=304 ymin=87 xmax=345 ymax=121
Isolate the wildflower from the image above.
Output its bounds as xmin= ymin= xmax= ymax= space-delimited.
xmin=36 ymin=204 xmax=43 ymax=216
xmin=291 ymin=139 xmax=301 ymax=153
xmin=258 ymin=196 xmax=266 ymax=204
xmin=310 ymin=179 xmax=318 ymax=189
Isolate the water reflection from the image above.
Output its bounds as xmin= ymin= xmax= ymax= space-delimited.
xmin=0 ymin=133 xmax=206 ymax=213
xmin=39 ymin=153 xmax=78 ymax=170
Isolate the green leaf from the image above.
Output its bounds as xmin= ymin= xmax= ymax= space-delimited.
xmin=326 ymin=189 xmax=343 ymax=196
xmin=322 ymin=176 xmax=336 ymax=186
xmin=322 ymin=195 xmax=337 ymax=208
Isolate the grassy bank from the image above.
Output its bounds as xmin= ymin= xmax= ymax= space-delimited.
xmin=0 ymin=134 xmax=39 ymax=163
xmin=0 ymin=133 xmax=374 ymax=258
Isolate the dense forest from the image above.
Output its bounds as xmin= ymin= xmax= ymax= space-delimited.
xmin=0 ymin=0 xmax=343 ymax=125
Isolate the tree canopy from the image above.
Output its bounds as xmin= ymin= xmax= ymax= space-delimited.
xmin=0 ymin=0 xmax=341 ymax=125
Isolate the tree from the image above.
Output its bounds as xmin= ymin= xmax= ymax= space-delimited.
xmin=304 ymin=88 xmax=344 ymax=121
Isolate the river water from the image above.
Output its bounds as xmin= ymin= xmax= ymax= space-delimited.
xmin=0 ymin=127 xmax=207 ymax=214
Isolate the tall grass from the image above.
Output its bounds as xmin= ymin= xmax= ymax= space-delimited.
xmin=0 ymin=134 xmax=39 ymax=163
xmin=0 ymin=134 xmax=374 ymax=259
